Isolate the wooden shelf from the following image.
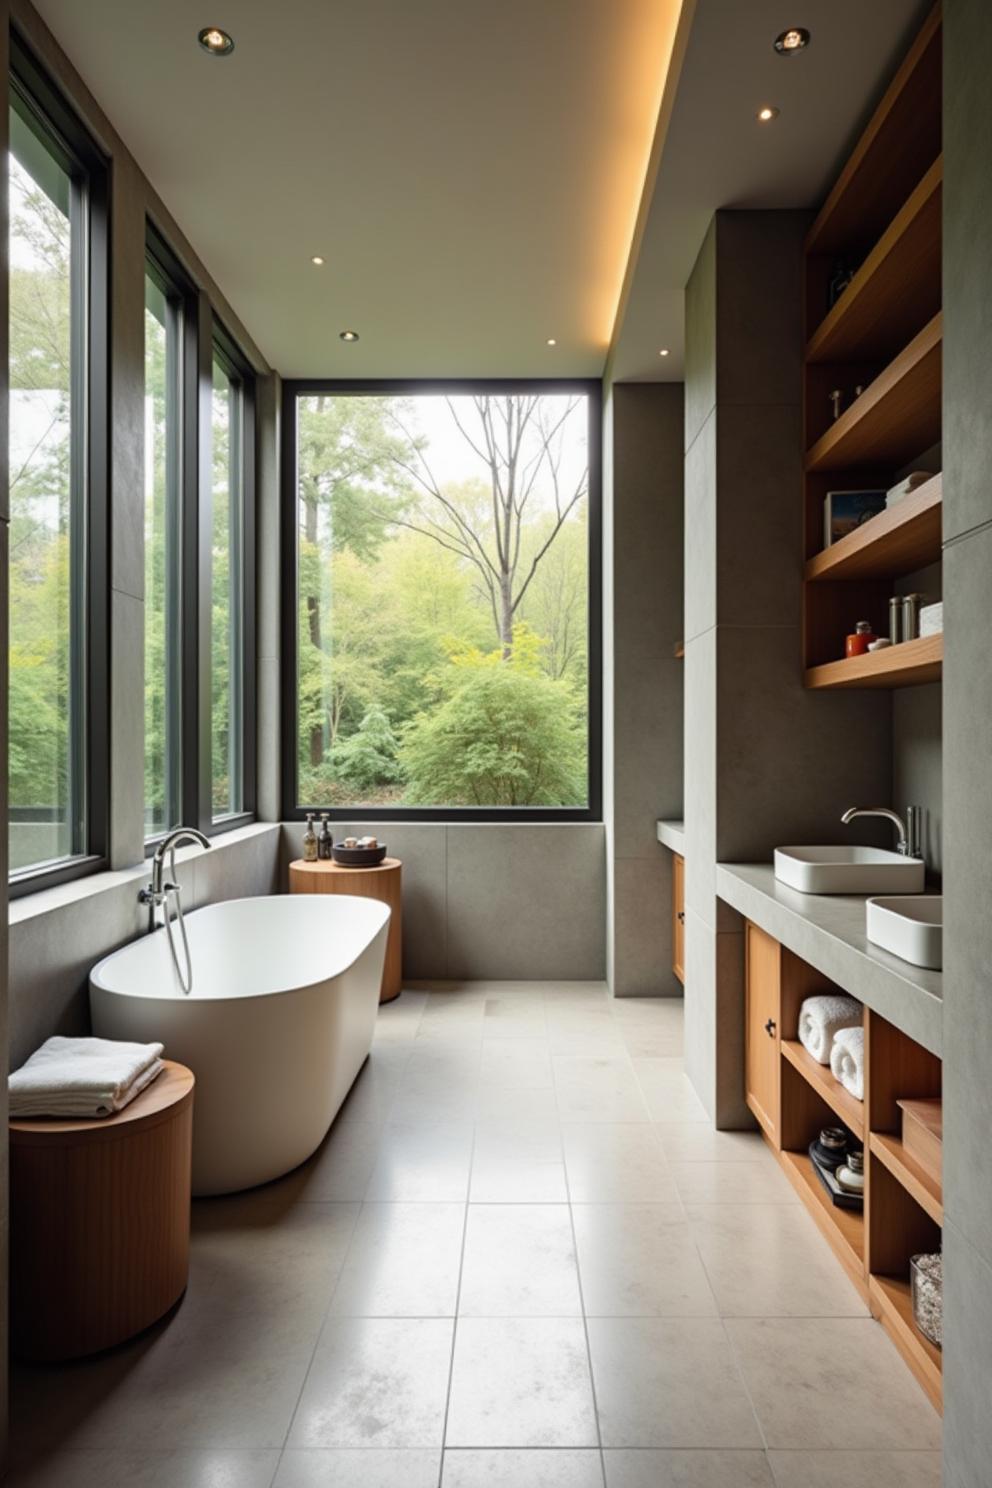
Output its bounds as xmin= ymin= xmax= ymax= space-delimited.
xmin=780 ymin=1150 xmax=865 ymax=1289
xmin=869 ymin=1273 xmax=942 ymax=1410
xmin=805 ymin=634 xmax=942 ymax=691
xmin=805 ymin=314 xmax=942 ymax=473
xmin=808 ymin=159 xmax=942 ymax=365
xmin=781 ymin=1040 xmax=865 ymax=1140
xmin=805 ymin=475 xmax=941 ymax=583
xmin=870 ymin=1132 xmax=942 ymax=1225
xmin=805 ymin=6 xmax=942 ymax=257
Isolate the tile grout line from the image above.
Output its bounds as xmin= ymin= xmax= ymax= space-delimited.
xmin=563 ymin=1124 xmax=610 ymax=1487
xmin=435 ymin=1121 xmax=476 ymax=1487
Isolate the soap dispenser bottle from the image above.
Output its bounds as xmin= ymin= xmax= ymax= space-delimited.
xmin=302 ymin=813 xmax=318 ymax=863
xmin=318 ymin=813 xmax=334 ymax=860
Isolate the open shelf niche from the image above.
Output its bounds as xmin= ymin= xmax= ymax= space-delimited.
xmin=802 ymin=3 xmax=943 ymax=689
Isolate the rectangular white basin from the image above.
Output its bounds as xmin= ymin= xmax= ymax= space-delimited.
xmin=867 ymin=895 xmax=943 ymax=970
xmin=774 ymin=846 xmax=926 ymax=895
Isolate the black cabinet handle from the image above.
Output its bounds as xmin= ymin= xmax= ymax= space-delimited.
xmin=764 ymin=1018 xmax=777 ymax=1037
xmin=677 ymin=911 xmax=685 ymax=923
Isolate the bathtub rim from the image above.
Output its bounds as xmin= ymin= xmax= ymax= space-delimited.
xmin=89 ymin=893 xmax=391 ymax=1004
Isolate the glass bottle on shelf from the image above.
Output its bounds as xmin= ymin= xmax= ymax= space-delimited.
xmin=302 ymin=813 xmax=318 ymax=863
xmin=318 ymin=813 xmax=334 ymax=860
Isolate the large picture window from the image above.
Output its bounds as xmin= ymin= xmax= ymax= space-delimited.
xmin=7 ymin=46 xmax=108 ymax=887
xmin=284 ymin=383 xmax=600 ymax=818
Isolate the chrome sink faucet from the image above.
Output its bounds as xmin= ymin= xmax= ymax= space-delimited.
xmin=841 ymin=805 xmax=924 ymax=859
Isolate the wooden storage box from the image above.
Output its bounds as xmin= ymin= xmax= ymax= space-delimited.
xmin=898 ymin=1097 xmax=943 ymax=1182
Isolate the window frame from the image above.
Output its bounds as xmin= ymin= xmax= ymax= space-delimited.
xmin=142 ymin=239 xmax=258 ymax=850
xmin=280 ymin=378 xmax=603 ymax=823
xmin=143 ymin=227 xmax=200 ymax=852
xmin=207 ymin=319 xmax=257 ymax=835
xmin=7 ymin=32 xmax=110 ymax=899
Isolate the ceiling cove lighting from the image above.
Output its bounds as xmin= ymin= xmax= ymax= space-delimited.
xmin=774 ymin=27 xmax=810 ymax=55
xmin=757 ymin=105 xmax=780 ymax=122
xmin=339 ymin=329 xmax=360 ymax=342
xmin=198 ymin=26 xmax=234 ymax=55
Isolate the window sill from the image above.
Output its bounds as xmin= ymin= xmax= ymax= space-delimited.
xmin=10 ymin=822 xmax=280 ymax=927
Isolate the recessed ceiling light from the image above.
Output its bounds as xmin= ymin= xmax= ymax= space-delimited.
xmin=658 ymin=348 xmax=670 ymax=357
xmin=310 ymin=255 xmax=325 ymax=266
xmin=339 ymin=329 xmax=360 ymax=343
xmin=774 ymin=27 xmax=810 ymax=55
xmin=198 ymin=26 xmax=234 ymax=55
xmin=546 ymin=337 xmax=557 ymax=346
xmin=757 ymin=105 xmax=780 ymax=122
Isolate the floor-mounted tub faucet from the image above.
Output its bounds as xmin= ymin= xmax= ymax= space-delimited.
xmin=139 ymin=827 xmax=210 ymax=993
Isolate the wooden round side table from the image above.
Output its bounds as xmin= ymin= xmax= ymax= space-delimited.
xmin=10 ymin=1061 xmax=194 ymax=1361
xmin=289 ymin=857 xmax=403 ymax=1003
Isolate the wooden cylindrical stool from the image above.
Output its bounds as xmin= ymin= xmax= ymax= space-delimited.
xmin=10 ymin=1061 xmax=194 ymax=1361
xmin=289 ymin=857 xmax=403 ymax=1003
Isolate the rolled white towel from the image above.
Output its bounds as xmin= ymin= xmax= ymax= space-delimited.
xmin=830 ymin=1024 xmax=865 ymax=1101
xmin=9 ymin=1036 xmax=165 ymax=1118
xmin=797 ymin=994 xmax=862 ymax=1065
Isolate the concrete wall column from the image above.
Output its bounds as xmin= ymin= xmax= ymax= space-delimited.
xmin=682 ymin=211 xmax=892 ymax=1125
xmin=606 ymin=383 xmax=684 ymax=997
xmin=941 ymin=2 xmax=992 ymax=1481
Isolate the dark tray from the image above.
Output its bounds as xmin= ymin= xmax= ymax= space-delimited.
xmin=809 ymin=1143 xmax=863 ymax=1211
xmin=331 ymin=844 xmax=387 ymax=868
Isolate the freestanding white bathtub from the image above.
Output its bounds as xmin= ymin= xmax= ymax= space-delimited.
xmin=89 ymin=894 xmax=389 ymax=1195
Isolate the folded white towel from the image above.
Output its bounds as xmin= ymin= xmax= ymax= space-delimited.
xmin=798 ymin=994 xmax=862 ymax=1065
xmin=9 ymin=1036 xmax=165 ymax=1118
xmin=830 ymin=1024 xmax=865 ymax=1101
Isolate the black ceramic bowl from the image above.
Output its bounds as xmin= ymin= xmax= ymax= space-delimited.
xmin=331 ymin=843 xmax=387 ymax=868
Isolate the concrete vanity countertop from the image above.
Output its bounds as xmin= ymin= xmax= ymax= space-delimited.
xmin=716 ymin=862 xmax=942 ymax=1057
xmin=656 ymin=820 xmax=685 ymax=856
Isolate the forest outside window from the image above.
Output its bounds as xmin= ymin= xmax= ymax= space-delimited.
xmin=7 ymin=50 xmax=108 ymax=887
xmin=286 ymin=384 xmax=600 ymax=817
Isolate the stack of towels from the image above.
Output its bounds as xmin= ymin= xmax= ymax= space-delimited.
xmin=9 ymin=1037 xmax=165 ymax=1119
xmin=798 ymin=994 xmax=865 ymax=1100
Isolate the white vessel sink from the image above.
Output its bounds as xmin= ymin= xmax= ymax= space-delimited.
xmin=774 ymin=846 xmax=926 ymax=895
xmin=867 ymin=895 xmax=943 ymax=970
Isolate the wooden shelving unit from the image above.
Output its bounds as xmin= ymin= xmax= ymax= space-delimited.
xmin=746 ymin=920 xmax=944 ymax=1408
xmin=805 ymin=635 xmax=942 ymax=691
xmin=802 ymin=3 xmax=942 ymax=690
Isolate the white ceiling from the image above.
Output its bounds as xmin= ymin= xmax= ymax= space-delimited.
xmin=612 ymin=0 xmax=932 ymax=381
xmin=34 ymin=0 xmax=930 ymax=382
xmin=33 ymin=0 xmax=683 ymax=378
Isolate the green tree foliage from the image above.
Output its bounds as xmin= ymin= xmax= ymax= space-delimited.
xmin=329 ymin=707 xmax=401 ymax=792
xmin=400 ymin=626 xmax=585 ymax=806
xmin=8 ymin=149 xmax=75 ymax=864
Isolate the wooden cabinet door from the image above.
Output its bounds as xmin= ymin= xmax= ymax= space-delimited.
xmin=745 ymin=922 xmax=781 ymax=1143
xmin=672 ymin=854 xmax=685 ymax=985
